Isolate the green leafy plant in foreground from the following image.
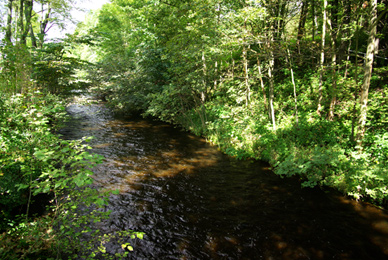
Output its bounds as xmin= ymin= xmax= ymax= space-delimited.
xmin=0 ymin=92 xmax=143 ymax=259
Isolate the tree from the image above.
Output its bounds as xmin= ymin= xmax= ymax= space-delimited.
xmin=317 ymin=0 xmax=327 ymax=115
xmin=5 ymin=0 xmax=14 ymax=43
xmin=36 ymin=0 xmax=75 ymax=47
xmin=297 ymin=0 xmax=309 ymax=52
xmin=1 ymin=0 xmax=76 ymax=47
xmin=356 ymin=0 xmax=378 ymax=144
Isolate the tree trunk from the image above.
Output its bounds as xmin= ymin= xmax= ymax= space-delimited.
xmin=257 ymin=57 xmax=268 ymax=111
xmin=350 ymin=19 xmax=361 ymax=144
xmin=242 ymin=44 xmax=250 ymax=107
xmin=231 ymin=52 xmax=235 ymax=79
xmin=268 ymin=54 xmax=276 ymax=131
xmin=267 ymin=33 xmax=276 ymax=131
xmin=39 ymin=2 xmax=51 ymax=47
xmin=19 ymin=0 xmax=26 ymax=44
xmin=5 ymin=0 xmax=14 ymax=43
xmin=214 ymin=60 xmax=218 ymax=90
xmin=23 ymin=0 xmax=34 ymax=46
xmin=311 ymin=0 xmax=315 ymax=42
xmin=242 ymin=18 xmax=250 ymax=107
xmin=356 ymin=0 xmax=377 ymax=144
xmin=328 ymin=1 xmax=338 ymax=121
xmin=297 ymin=0 xmax=309 ymax=42
xmin=286 ymin=47 xmax=298 ymax=126
xmin=201 ymin=51 xmax=207 ymax=103
xmin=317 ymin=0 xmax=327 ymax=115
xmin=24 ymin=0 xmax=37 ymax=47
xmin=297 ymin=0 xmax=309 ymax=56
xmin=267 ymin=0 xmax=287 ymax=41
xmin=328 ymin=54 xmax=337 ymax=120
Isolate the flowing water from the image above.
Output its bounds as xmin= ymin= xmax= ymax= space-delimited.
xmin=60 ymin=97 xmax=388 ymax=260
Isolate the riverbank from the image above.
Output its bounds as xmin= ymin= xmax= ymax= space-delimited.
xmin=0 ymin=92 xmax=115 ymax=259
xmin=173 ymin=104 xmax=388 ymax=209
xmin=101 ymin=90 xmax=388 ymax=209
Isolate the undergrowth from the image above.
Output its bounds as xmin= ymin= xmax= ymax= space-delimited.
xmin=0 ymin=92 xmax=143 ymax=259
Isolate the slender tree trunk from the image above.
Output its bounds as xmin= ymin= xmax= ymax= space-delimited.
xmin=242 ymin=44 xmax=250 ymax=107
xmin=231 ymin=52 xmax=235 ymax=79
xmin=268 ymin=53 xmax=276 ymax=131
xmin=267 ymin=30 xmax=276 ymax=130
xmin=257 ymin=57 xmax=268 ymax=111
xmin=328 ymin=54 xmax=337 ymax=120
xmin=328 ymin=3 xmax=338 ymax=121
xmin=356 ymin=0 xmax=377 ymax=144
xmin=214 ymin=60 xmax=218 ymax=90
xmin=317 ymin=0 xmax=327 ymax=115
xmin=5 ymin=0 xmax=14 ymax=43
xmin=344 ymin=39 xmax=352 ymax=79
xmin=311 ymin=0 xmax=315 ymax=42
xmin=19 ymin=0 xmax=26 ymax=44
xmin=198 ymin=51 xmax=207 ymax=129
xmin=351 ymin=20 xmax=360 ymax=144
xmin=24 ymin=0 xmax=37 ymax=48
xmin=23 ymin=0 xmax=34 ymax=46
xmin=297 ymin=0 xmax=309 ymax=56
xmin=297 ymin=0 xmax=309 ymax=41
xmin=201 ymin=51 xmax=207 ymax=103
xmin=275 ymin=0 xmax=287 ymax=40
xmin=39 ymin=2 xmax=51 ymax=47
xmin=242 ymin=18 xmax=250 ymax=107
xmin=343 ymin=1 xmax=355 ymax=79
xmin=286 ymin=47 xmax=298 ymax=126
xmin=30 ymin=26 xmax=37 ymax=47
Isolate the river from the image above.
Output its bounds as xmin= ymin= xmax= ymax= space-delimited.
xmin=59 ymin=97 xmax=388 ymax=260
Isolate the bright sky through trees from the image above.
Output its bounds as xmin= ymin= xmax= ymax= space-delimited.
xmin=48 ymin=0 xmax=109 ymax=39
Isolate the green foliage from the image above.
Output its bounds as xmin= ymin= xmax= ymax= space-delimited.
xmin=0 ymin=92 xmax=142 ymax=259
xmin=0 ymin=41 xmax=89 ymax=95
xmin=0 ymin=214 xmax=56 ymax=260
xmin=31 ymin=42 xmax=87 ymax=94
xmin=0 ymin=92 xmax=67 ymax=228
xmin=0 ymin=44 xmax=32 ymax=93
xmin=75 ymin=0 xmax=388 ymax=209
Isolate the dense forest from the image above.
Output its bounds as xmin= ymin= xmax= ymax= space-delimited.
xmin=1 ymin=0 xmax=388 ymax=258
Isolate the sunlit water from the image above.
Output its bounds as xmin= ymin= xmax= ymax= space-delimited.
xmin=59 ymin=98 xmax=388 ymax=260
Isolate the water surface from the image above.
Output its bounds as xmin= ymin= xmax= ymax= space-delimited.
xmin=60 ymin=99 xmax=388 ymax=259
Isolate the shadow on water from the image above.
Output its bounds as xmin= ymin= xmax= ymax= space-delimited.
xmin=60 ymin=100 xmax=388 ymax=260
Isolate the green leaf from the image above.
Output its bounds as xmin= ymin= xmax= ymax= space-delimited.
xmin=136 ymin=232 xmax=144 ymax=239
xmin=16 ymin=183 xmax=30 ymax=191
xmin=95 ymin=198 xmax=105 ymax=206
xmin=98 ymin=245 xmax=106 ymax=253
xmin=74 ymin=175 xmax=85 ymax=187
xmin=61 ymin=147 xmax=69 ymax=153
xmin=121 ymin=243 xmax=134 ymax=251
xmin=34 ymin=149 xmax=47 ymax=160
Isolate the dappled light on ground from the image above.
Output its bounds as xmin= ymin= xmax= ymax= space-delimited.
xmin=337 ymin=196 xmax=388 ymax=255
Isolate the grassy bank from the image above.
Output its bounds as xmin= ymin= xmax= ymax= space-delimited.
xmin=169 ymin=99 xmax=388 ymax=208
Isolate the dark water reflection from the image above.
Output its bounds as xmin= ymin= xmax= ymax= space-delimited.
xmin=60 ymin=100 xmax=388 ymax=260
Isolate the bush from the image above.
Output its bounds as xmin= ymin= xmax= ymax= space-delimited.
xmin=0 ymin=92 xmax=143 ymax=259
